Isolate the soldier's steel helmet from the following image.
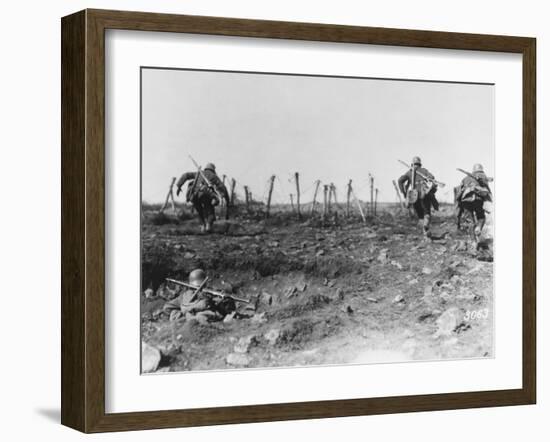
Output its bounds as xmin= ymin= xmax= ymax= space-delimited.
xmin=189 ymin=269 xmax=206 ymax=286
xmin=473 ymin=163 xmax=484 ymax=173
xmin=412 ymin=156 xmax=422 ymax=166
xmin=204 ymin=163 xmax=216 ymax=172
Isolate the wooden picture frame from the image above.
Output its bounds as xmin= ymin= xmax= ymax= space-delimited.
xmin=61 ymin=9 xmax=536 ymax=433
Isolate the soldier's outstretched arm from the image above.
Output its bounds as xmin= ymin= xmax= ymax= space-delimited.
xmin=176 ymin=172 xmax=197 ymax=196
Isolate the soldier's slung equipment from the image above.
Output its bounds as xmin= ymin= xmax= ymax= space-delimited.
xmin=189 ymin=276 xmax=209 ymax=303
xmin=188 ymin=155 xmax=224 ymax=202
xmin=456 ymin=168 xmax=494 ymax=183
xmin=398 ymin=160 xmax=446 ymax=187
xmin=166 ymin=278 xmax=251 ymax=304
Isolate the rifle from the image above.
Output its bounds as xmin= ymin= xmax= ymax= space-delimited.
xmin=398 ymin=160 xmax=446 ymax=188
xmin=457 ymin=168 xmax=494 ymax=183
xmin=166 ymin=278 xmax=251 ymax=304
xmin=188 ymin=155 xmax=224 ymax=203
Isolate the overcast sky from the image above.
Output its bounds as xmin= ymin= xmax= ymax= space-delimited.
xmin=141 ymin=68 xmax=494 ymax=204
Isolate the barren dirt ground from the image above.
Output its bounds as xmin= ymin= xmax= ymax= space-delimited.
xmin=141 ymin=205 xmax=493 ymax=373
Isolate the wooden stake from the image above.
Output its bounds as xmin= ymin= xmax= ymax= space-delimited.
xmin=294 ymin=172 xmax=301 ymax=219
xmin=346 ymin=179 xmax=352 ymax=217
xmin=374 ymin=188 xmax=379 ymax=216
xmin=322 ymin=185 xmax=328 ymax=217
xmin=244 ymin=185 xmax=250 ymax=212
xmin=159 ymin=177 xmax=177 ymax=214
xmin=230 ymin=178 xmax=236 ymax=205
xmin=350 ymin=186 xmax=366 ymax=223
xmin=369 ymin=174 xmax=374 ymax=216
xmin=331 ymin=183 xmax=338 ymax=205
xmin=266 ymin=175 xmax=275 ymax=218
xmin=311 ymin=180 xmax=320 ymax=215
xmin=327 ymin=184 xmax=333 ymax=213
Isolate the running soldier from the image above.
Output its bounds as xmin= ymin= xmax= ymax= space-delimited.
xmin=176 ymin=162 xmax=230 ymax=233
xmin=163 ymin=269 xmax=235 ymax=323
xmin=455 ymin=163 xmax=492 ymax=244
xmin=398 ymin=156 xmax=440 ymax=239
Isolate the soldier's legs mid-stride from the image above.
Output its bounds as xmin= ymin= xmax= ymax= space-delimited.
xmin=461 ymin=200 xmax=486 ymax=243
xmin=413 ymin=197 xmax=432 ymax=238
xmin=192 ymin=192 xmax=217 ymax=232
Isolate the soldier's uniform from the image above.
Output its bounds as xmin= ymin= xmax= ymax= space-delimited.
xmin=456 ymin=164 xmax=492 ymax=241
xmin=176 ymin=163 xmax=229 ymax=233
xmin=163 ymin=269 xmax=224 ymax=323
xmin=398 ymin=157 xmax=439 ymax=237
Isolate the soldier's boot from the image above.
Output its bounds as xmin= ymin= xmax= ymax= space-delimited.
xmin=422 ymin=216 xmax=432 ymax=240
xmin=473 ymin=219 xmax=485 ymax=248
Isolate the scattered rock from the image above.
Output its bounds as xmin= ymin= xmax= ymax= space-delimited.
xmin=223 ymin=312 xmax=236 ymax=324
xmin=336 ymin=287 xmax=345 ymax=300
xmin=226 ymin=353 xmax=251 ymax=367
xmin=328 ymin=280 xmax=336 ymax=288
xmin=142 ymin=341 xmax=161 ymax=373
xmin=377 ymin=248 xmax=390 ymax=264
xmin=367 ymin=297 xmax=378 ymax=303
xmin=467 ymin=264 xmax=483 ymax=275
xmin=258 ymin=291 xmax=273 ymax=306
xmin=144 ymin=288 xmax=154 ymax=299
xmin=316 ymin=249 xmax=326 ymax=257
xmin=296 ymin=281 xmax=308 ymax=292
xmin=435 ymin=307 xmax=461 ymax=337
xmin=423 ymin=285 xmax=433 ymax=297
xmin=408 ymin=278 xmax=419 ymax=285
xmin=264 ymin=328 xmax=281 ymax=346
xmin=392 ymin=294 xmax=405 ymax=304
xmin=268 ymin=240 xmax=280 ymax=247
xmin=251 ymin=312 xmax=268 ymax=324
xmin=418 ymin=312 xmax=435 ymax=323
xmin=234 ymin=335 xmax=258 ymax=353
xmin=450 ymin=275 xmax=462 ymax=285
xmin=285 ymin=286 xmax=298 ymax=298
xmin=365 ymin=232 xmax=378 ymax=239
xmin=390 ymin=260 xmax=403 ymax=270
xmin=183 ymin=251 xmax=196 ymax=259
xmin=453 ymin=240 xmax=468 ymax=252
xmin=422 ymin=267 xmax=433 ymax=275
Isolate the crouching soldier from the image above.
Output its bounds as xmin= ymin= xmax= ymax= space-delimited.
xmin=455 ymin=163 xmax=492 ymax=244
xmin=176 ymin=162 xmax=230 ymax=233
xmin=163 ymin=269 xmax=235 ymax=323
xmin=398 ymin=156 xmax=440 ymax=239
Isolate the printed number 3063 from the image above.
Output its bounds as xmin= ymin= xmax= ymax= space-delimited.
xmin=464 ymin=309 xmax=489 ymax=321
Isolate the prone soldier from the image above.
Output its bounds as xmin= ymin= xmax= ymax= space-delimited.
xmin=163 ymin=269 xmax=235 ymax=323
xmin=176 ymin=162 xmax=230 ymax=233
xmin=398 ymin=156 xmax=440 ymax=239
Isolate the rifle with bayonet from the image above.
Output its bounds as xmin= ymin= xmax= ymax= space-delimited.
xmin=398 ymin=160 xmax=446 ymax=188
xmin=166 ymin=278 xmax=251 ymax=304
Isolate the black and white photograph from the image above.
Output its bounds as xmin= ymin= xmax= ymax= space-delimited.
xmin=140 ymin=67 xmax=495 ymax=374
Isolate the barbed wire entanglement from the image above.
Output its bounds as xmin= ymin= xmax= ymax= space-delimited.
xmin=152 ymin=158 xmax=463 ymax=223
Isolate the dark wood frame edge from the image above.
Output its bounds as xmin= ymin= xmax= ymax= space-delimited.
xmin=61 ymin=9 xmax=536 ymax=433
